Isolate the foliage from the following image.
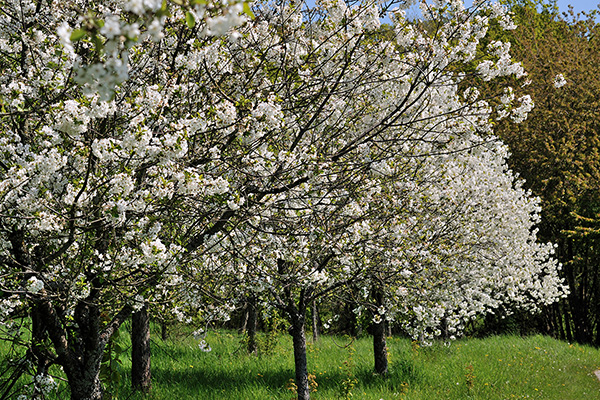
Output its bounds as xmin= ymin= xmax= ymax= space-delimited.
xmin=100 ymin=325 xmax=128 ymax=399
xmin=481 ymin=0 xmax=600 ymax=344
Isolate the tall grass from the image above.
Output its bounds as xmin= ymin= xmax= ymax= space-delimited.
xmin=2 ymin=325 xmax=600 ymax=399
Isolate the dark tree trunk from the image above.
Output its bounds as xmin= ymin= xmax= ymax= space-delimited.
xmin=312 ymin=300 xmax=319 ymax=343
xmin=290 ymin=310 xmax=310 ymax=400
xmin=373 ymin=319 xmax=388 ymax=375
xmin=30 ymin=303 xmax=51 ymax=398
xmin=39 ymin=298 xmax=131 ymax=400
xmin=31 ymin=304 xmax=49 ymax=375
xmin=132 ymin=305 xmax=151 ymax=393
xmin=161 ymin=320 xmax=168 ymax=341
xmin=65 ymin=366 xmax=104 ymax=400
xmin=372 ymin=288 xmax=388 ymax=375
xmin=247 ymin=294 xmax=258 ymax=354
xmin=564 ymin=301 xmax=573 ymax=342
xmin=555 ymin=304 xmax=566 ymax=341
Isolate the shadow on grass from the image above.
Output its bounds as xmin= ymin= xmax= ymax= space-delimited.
xmin=353 ymin=357 xmax=424 ymax=390
xmin=112 ymin=358 xmax=423 ymax=399
xmin=150 ymin=365 xmax=295 ymax=391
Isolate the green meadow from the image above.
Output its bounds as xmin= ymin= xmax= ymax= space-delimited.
xmin=2 ymin=327 xmax=600 ymax=399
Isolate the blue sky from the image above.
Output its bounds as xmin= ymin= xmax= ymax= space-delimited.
xmin=398 ymin=1 xmax=600 ymax=21
xmin=464 ymin=0 xmax=599 ymax=15
xmin=554 ymin=0 xmax=599 ymax=14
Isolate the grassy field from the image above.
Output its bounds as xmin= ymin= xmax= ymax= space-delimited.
xmin=2 ymin=325 xmax=600 ymax=399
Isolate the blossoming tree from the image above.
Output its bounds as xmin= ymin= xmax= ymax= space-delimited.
xmin=0 ymin=0 xmax=567 ymax=399
xmin=0 ymin=0 xmax=253 ymax=398
xmin=168 ymin=0 xmax=566 ymax=398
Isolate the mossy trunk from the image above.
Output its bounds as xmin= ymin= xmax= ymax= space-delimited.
xmin=39 ymin=297 xmax=131 ymax=400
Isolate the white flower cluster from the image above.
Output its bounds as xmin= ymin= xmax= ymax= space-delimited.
xmin=0 ymin=296 xmax=21 ymax=320
xmin=554 ymin=73 xmax=567 ymax=88
xmin=34 ymin=373 xmax=58 ymax=395
xmin=477 ymin=41 xmax=526 ymax=81
xmin=26 ymin=277 xmax=44 ymax=294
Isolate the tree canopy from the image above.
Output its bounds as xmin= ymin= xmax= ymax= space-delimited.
xmin=0 ymin=1 xmax=568 ymax=399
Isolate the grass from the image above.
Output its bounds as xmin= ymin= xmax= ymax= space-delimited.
xmin=2 ymin=325 xmax=600 ymax=399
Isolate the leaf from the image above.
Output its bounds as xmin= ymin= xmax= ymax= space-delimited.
xmin=70 ymin=29 xmax=87 ymax=42
xmin=91 ymin=34 xmax=104 ymax=53
xmin=243 ymin=2 xmax=255 ymax=19
xmin=185 ymin=11 xmax=196 ymax=28
xmin=157 ymin=0 xmax=171 ymax=17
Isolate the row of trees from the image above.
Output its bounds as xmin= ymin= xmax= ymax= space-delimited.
xmin=0 ymin=1 xmax=568 ymax=399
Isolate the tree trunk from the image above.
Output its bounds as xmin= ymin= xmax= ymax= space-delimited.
xmin=279 ymin=258 xmax=311 ymax=400
xmin=312 ymin=300 xmax=319 ymax=343
xmin=65 ymin=367 xmax=104 ymax=400
xmin=39 ymin=298 xmax=131 ymax=400
xmin=372 ymin=288 xmax=388 ymax=375
xmin=290 ymin=311 xmax=310 ymax=400
xmin=31 ymin=303 xmax=49 ymax=375
xmin=564 ymin=301 xmax=573 ymax=342
xmin=555 ymin=303 xmax=566 ymax=341
xmin=373 ymin=319 xmax=388 ymax=375
xmin=247 ymin=294 xmax=258 ymax=354
xmin=240 ymin=301 xmax=249 ymax=334
xmin=161 ymin=320 xmax=168 ymax=341
xmin=132 ymin=305 xmax=151 ymax=393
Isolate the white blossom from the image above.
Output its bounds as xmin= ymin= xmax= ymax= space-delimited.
xmin=553 ymin=73 xmax=567 ymax=88
xmin=27 ymin=277 xmax=44 ymax=294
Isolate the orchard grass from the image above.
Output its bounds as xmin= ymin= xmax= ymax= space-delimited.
xmin=2 ymin=327 xmax=600 ymax=399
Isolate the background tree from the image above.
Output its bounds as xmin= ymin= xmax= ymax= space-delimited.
xmin=478 ymin=0 xmax=600 ymax=345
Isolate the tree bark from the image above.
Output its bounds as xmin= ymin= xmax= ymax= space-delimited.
xmin=65 ymin=366 xmax=104 ymax=400
xmin=373 ymin=319 xmax=388 ymax=375
xmin=132 ymin=305 xmax=151 ymax=393
xmin=39 ymin=298 xmax=131 ymax=400
xmin=290 ymin=311 xmax=310 ymax=400
xmin=31 ymin=303 xmax=50 ymax=375
xmin=564 ymin=301 xmax=573 ymax=342
xmin=312 ymin=300 xmax=319 ymax=343
xmin=372 ymin=288 xmax=388 ymax=375
xmin=247 ymin=294 xmax=258 ymax=354
xmin=555 ymin=303 xmax=566 ymax=341
xmin=161 ymin=320 xmax=168 ymax=341
xmin=279 ymin=259 xmax=311 ymax=400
